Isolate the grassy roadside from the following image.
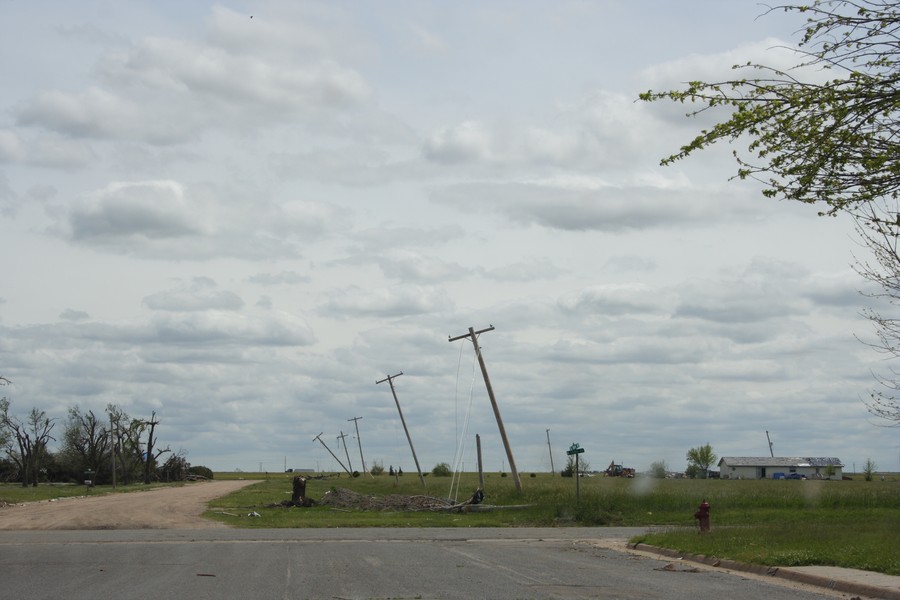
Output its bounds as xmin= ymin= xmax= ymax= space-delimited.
xmin=204 ymin=471 xmax=900 ymax=575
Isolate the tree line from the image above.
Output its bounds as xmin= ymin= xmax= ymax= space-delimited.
xmin=0 ymin=376 xmax=207 ymax=486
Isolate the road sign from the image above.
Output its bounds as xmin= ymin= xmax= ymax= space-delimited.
xmin=567 ymin=443 xmax=585 ymax=456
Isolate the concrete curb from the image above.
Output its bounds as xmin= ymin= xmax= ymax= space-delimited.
xmin=628 ymin=543 xmax=900 ymax=600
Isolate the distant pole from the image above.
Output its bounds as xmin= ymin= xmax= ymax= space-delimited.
xmin=377 ymin=372 xmax=425 ymax=487
xmin=449 ymin=325 xmax=522 ymax=492
xmin=766 ymin=431 xmax=775 ymax=457
xmin=110 ymin=414 xmax=117 ymax=489
xmin=575 ymin=453 xmax=580 ymax=500
xmin=349 ymin=416 xmax=373 ymax=478
xmin=546 ymin=428 xmax=555 ymax=475
xmin=337 ymin=431 xmax=354 ymax=473
xmin=313 ymin=432 xmax=352 ymax=475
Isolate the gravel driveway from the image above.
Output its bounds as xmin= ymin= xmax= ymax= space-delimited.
xmin=0 ymin=480 xmax=257 ymax=530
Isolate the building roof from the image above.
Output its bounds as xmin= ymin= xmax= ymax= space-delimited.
xmin=718 ymin=457 xmax=843 ymax=468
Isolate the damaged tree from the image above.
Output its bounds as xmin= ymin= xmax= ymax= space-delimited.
xmin=289 ymin=475 xmax=314 ymax=507
xmin=0 ymin=399 xmax=56 ymax=487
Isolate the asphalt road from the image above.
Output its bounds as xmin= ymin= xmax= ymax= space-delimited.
xmin=0 ymin=528 xmax=847 ymax=600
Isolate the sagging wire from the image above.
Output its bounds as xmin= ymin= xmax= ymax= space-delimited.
xmin=450 ymin=334 xmax=478 ymax=502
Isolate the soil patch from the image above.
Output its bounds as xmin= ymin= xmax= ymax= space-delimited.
xmin=0 ymin=480 xmax=257 ymax=530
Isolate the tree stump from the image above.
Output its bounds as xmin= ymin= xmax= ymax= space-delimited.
xmin=291 ymin=475 xmax=313 ymax=507
xmin=291 ymin=475 xmax=306 ymax=503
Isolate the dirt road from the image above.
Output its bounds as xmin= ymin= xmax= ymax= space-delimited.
xmin=0 ymin=480 xmax=258 ymax=530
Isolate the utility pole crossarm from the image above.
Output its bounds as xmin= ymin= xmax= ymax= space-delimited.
xmin=448 ymin=325 xmax=494 ymax=343
xmin=375 ymin=371 xmax=403 ymax=385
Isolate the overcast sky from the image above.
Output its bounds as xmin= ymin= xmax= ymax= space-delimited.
xmin=1 ymin=1 xmax=897 ymax=478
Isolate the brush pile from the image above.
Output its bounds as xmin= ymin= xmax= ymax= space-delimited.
xmin=317 ymin=488 xmax=456 ymax=511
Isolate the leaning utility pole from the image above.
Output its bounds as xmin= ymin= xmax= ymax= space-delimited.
xmin=337 ymin=430 xmax=354 ymax=474
xmin=449 ymin=325 xmax=522 ymax=492
xmin=348 ymin=416 xmax=373 ymax=479
xmin=313 ymin=432 xmax=352 ymax=476
xmin=546 ymin=428 xmax=555 ymax=475
xmin=766 ymin=430 xmax=775 ymax=457
xmin=376 ymin=372 xmax=425 ymax=487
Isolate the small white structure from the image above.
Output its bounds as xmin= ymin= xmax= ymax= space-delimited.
xmin=718 ymin=457 xmax=843 ymax=480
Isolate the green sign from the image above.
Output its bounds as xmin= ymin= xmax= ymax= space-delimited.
xmin=567 ymin=443 xmax=585 ymax=455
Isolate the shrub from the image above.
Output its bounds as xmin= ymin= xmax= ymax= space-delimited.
xmin=561 ymin=455 xmax=590 ymax=477
xmin=431 ymin=462 xmax=452 ymax=477
xmin=187 ymin=465 xmax=214 ymax=480
xmin=370 ymin=462 xmax=385 ymax=476
xmin=863 ymin=458 xmax=877 ymax=482
xmin=685 ymin=464 xmax=709 ymax=479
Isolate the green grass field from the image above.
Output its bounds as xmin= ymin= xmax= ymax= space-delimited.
xmin=204 ymin=471 xmax=900 ymax=575
xmin=3 ymin=472 xmax=897 ymax=575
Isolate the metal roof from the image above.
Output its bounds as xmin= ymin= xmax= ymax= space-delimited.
xmin=718 ymin=457 xmax=843 ymax=468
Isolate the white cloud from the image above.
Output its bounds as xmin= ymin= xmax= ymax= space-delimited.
xmin=639 ymin=38 xmax=803 ymax=92
xmin=15 ymin=11 xmax=374 ymax=147
xmin=59 ymin=308 xmax=90 ymax=321
xmin=319 ymin=284 xmax=454 ymax=318
xmin=430 ymin=180 xmax=758 ymax=232
xmin=559 ymin=283 xmax=668 ymax=317
xmin=0 ymin=130 xmax=27 ymax=162
xmin=66 ymin=180 xmax=206 ymax=241
xmin=143 ymin=288 xmax=245 ymax=312
xmin=50 ymin=180 xmax=341 ymax=260
xmin=406 ymin=21 xmax=447 ymax=53
xmin=247 ymin=271 xmax=311 ymax=286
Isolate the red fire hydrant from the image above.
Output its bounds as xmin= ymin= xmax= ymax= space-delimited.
xmin=694 ymin=499 xmax=711 ymax=533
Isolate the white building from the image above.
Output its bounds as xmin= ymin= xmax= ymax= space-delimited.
xmin=718 ymin=457 xmax=843 ymax=480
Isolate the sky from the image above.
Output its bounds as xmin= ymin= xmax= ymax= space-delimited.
xmin=1 ymin=0 xmax=898 ymax=478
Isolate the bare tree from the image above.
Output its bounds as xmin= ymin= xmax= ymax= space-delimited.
xmin=60 ymin=406 xmax=110 ymax=481
xmin=0 ymin=377 xmax=10 ymax=451
xmin=0 ymin=399 xmax=56 ymax=487
xmin=106 ymin=404 xmax=143 ymax=485
xmin=141 ymin=411 xmax=170 ymax=484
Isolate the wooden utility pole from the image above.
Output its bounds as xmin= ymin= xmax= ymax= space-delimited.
xmin=110 ymin=414 xmax=116 ymax=489
xmin=449 ymin=325 xmax=522 ymax=492
xmin=313 ymin=432 xmax=352 ymax=476
xmin=337 ymin=431 xmax=354 ymax=474
xmin=376 ymin=372 xmax=425 ymax=487
xmin=348 ymin=416 xmax=373 ymax=478
xmin=546 ymin=428 xmax=555 ymax=475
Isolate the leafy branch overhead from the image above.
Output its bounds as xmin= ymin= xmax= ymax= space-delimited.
xmin=640 ymin=1 xmax=900 ymax=215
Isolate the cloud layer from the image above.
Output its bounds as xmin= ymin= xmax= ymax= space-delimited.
xmin=0 ymin=1 xmax=895 ymax=476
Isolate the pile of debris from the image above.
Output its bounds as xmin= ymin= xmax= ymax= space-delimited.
xmin=268 ymin=477 xmax=505 ymax=512
xmin=318 ymin=488 xmax=457 ymax=512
